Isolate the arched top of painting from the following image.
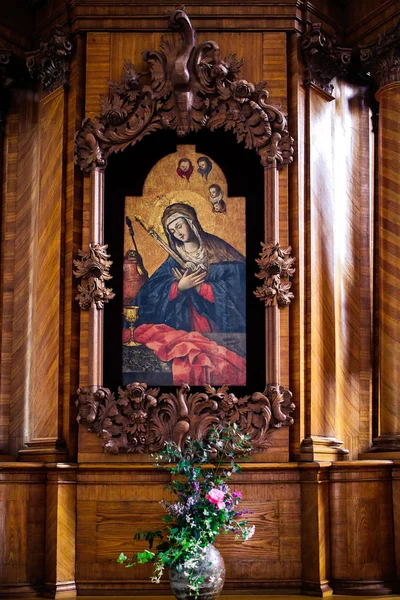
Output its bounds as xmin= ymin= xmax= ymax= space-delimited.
xmin=74 ymin=8 xmax=294 ymax=173
xmin=125 ymin=145 xmax=246 ymax=275
xmin=142 ymin=146 xmax=226 ymax=196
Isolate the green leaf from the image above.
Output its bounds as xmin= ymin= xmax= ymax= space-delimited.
xmin=117 ymin=552 xmax=127 ymax=564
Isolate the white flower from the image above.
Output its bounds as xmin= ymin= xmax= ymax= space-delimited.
xmin=244 ymin=525 xmax=255 ymax=540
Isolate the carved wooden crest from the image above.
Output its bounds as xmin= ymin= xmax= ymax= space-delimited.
xmin=76 ymin=383 xmax=295 ymax=455
xmin=74 ymin=9 xmax=293 ymax=172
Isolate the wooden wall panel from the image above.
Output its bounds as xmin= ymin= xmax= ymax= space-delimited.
xmin=76 ymin=465 xmax=301 ymax=594
xmin=0 ymin=463 xmax=46 ymax=596
xmin=345 ymin=0 xmax=400 ymax=45
xmin=329 ymin=461 xmax=395 ymax=594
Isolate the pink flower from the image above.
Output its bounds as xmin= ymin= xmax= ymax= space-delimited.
xmin=206 ymin=488 xmax=226 ymax=510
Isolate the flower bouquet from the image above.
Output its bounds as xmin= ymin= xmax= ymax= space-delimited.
xmin=118 ymin=424 xmax=255 ymax=599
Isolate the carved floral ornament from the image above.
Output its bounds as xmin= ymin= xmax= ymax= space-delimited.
xmin=76 ymin=382 xmax=295 ymax=455
xmin=73 ymin=243 xmax=115 ymax=309
xmin=254 ymin=242 xmax=295 ymax=307
xmin=74 ymin=8 xmax=294 ymax=172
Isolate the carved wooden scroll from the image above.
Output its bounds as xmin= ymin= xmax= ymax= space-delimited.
xmin=76 ymin=383 xmax=295 ymax=455
xmin=74 ymin=9 xmax=293 ymax=172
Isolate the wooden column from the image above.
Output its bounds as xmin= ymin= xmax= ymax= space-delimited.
xmin=264 ymin=163 xmax=280 ymax=386
xmin=44 ymin=464 xmax=77 ymax=598
xmin=89 ymin=167 xmax=104 ymax=388
xmin=392 ymin=465 xmax=400 ymax=582
xmin=374 ymin=78 xmax=400 ymax=452
xmin=299 ymin=462 xmax=332 ymax=597
xmin=299 ymin=81 xmax=348 ymax=462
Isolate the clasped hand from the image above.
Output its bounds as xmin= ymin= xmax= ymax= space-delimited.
xmin=172 ymin=267 xmax=207 ymax=292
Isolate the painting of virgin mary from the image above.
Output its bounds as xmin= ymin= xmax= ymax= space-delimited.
xmin=133 ymin=202 xmax=246 ymax=385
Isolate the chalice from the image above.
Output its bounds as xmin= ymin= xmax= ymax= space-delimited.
xmin=123 ymin=305 xmax=141 ymax=346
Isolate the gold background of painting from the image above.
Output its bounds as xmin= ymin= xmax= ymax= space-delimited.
xmin=125 ymin=145 xmax=246 ymax=276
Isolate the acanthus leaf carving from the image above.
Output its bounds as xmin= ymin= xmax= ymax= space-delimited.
xmin=76 ymin=383 xmax=295 ymax=455
xmin=356 ymin=19 xmax=400 ymax=89
xmin=73 ymin=243 xmax=115 ymax=310
xmin=74 ymin=8 xmax=293 ymax=172
xmin=301 ymin=23 xmax=352 ymax=95
xmin=25 ymin=25 xmax=73 ymax=95
xmin=254 ymin=242 xmax=296 ymax=307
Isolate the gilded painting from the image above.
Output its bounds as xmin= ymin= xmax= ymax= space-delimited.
xmin=122 ymin=146 xmax=246 ymax=386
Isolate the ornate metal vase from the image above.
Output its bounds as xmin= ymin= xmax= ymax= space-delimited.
xmin=169 ymin=544 xmax=225 ymax=600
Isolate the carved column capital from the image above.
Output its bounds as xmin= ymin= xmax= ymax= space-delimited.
xmin=301 ymin=23 xmax=352 ymax=95
xmin=25 ymin=25 xmax=73 ymax=95
xmin=0 ymin=48 xmax=14 ymax=127
xmin=357 ymin=19 xmax=400 ymax=90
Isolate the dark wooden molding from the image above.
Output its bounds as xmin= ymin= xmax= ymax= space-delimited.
xmin=25 ymin=25 xmax=73 ymax=95
xmin=356 ymin=18 xmax=400 ymax=89
xmin=254 ymin=242 xmax=296 ymax=307
xmin=300 ymin=435 xmax=349 ymax=462
xmin=301 ymin=23 xmax=352 ymax=95
xmin=371 ymin=433 xmax=400 ymax=452
xmin=76 ymin=382 xmax=295 ymax=455
xmin=74 ymin=8 xmax=294 ymax=172
xmin=73 ymin=243 xmax=115 ymax=310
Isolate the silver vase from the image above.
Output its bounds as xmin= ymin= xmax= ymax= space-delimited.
xmin=169 ymin=544 xmax=226 ymax=600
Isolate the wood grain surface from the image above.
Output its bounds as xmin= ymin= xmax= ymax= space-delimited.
xmin=0 ymin=463 xmax=46 ymax=597
xmin=76 ymin=464 xmax=301 ymax=595
xmin=376 ymin=82 xmax=400 ymax=448
xmin=1 ymin=2 xmax=400 ymax=597
xmin=329 ymin=461 xmax=395 ymax=594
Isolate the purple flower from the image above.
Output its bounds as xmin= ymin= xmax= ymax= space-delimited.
xmin=232 ymin=491 xmax=243 ymax=500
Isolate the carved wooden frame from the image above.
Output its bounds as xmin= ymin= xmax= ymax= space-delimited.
xmin=74 ymin=9 xmax=295 ymax=454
